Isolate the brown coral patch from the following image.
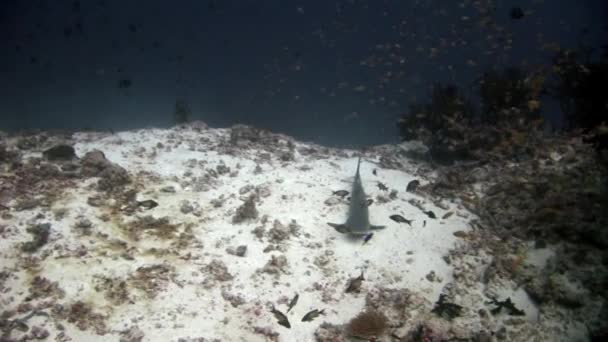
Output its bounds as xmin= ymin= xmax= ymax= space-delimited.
xmin=345 ymin=309 xmax=388 ymax=339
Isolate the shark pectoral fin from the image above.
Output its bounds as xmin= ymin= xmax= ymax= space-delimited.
xmin=327 ymin=222 xmax=350 ymax=234
xmin=370 ymin=225 xmax=386 ymax=230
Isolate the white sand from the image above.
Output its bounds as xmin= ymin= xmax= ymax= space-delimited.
xmin=0 ymin=126 xmax=588 ymax=341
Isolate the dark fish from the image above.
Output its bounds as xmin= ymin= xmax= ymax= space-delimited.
xmin=118 ymin=78 xmax=132 ymax=89
xmin=377 ymin=182 xmax=388 ymax=191
xmin=442 ymin=211 xmax=454 ymax=219
xmin=389 ymin=214 xmax=412 ymax=226
xmin=332 ymin=190 xmax=349 ymax=198
xmin=362 ymin=232 xmax=373 ymax=244
xmin=345 ymin=271 xmax=364 ymax=293
xmin=372 ymin=169 xmax=377 ymax=176
xmin=510 ymin=7 xmax=524 ymax=20
xmin=301 ymin=308 xmax=325 ymax=322
xmin=64 ymin=27 xmax=73 ymax=38
xmin=270 ymin=305 xmax=291 ymax=328
xmin=287 ymin=293 xmax=299 ymax=313
xmin=366 ymin=199 xmax=374 ymax=207
xmin=423 ymin=220 xmax=426 ymax=227
xmin=406 ymin=180 xmax=420 ymax=192
xmin=72 ymin=1 xmax=81 ymax=13
xmin=137 ymin=200 xmax=158 ymax=210
xmin=424 ymin=210 xmax=436 ymax=219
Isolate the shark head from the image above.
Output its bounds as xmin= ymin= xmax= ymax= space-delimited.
xmin=327 ymin=156 xmax=385 ymax=235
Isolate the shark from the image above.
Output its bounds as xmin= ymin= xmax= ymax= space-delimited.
xmin=327 ymin=156 xmax=386 ymax=235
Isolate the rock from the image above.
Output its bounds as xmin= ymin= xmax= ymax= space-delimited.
xmin=80 ymin=150 xmax=111 ymax=176
xmin=180 ymin=200 xmax=194 ymax=214
xmin=232 ymin=195 xmax=258 ymax=223
xmin=235 ymin=245 xmax=247 ymax=257
xmin=43 ymin=144 xmax=76 ymax=161
xmin=21 ymin=223 xmax=51 ymax=252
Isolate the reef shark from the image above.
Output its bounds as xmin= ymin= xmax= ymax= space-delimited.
xmin=327 ymin=157 xmax=386 ymax=235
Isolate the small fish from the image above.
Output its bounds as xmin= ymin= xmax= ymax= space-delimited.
xmin=389 ymin=214 xmax=412 ymax=226
xmin=270 ymin=305 xmax=291 ymax=328
xmin=406 ymin=180 xmax=420 ymax=192
xmin=423 ymin=220 xmax=427 ymax=227
xmin=332 ymin=190 xmax=349 ymax=198
xmin=366 ymin=199 xmax=374 ymax=206
xmin=363 ymin=232 xmax=373 ymax=244
xmin=287 ymin=293 xmax=299 ymax=313
xmin=372 ymin=169 xmax=377 ymax=176
xmin=118 ymin=78 xmax=132 ymax=89
xmin=345 ymin=271 xmax=365 ymax=293
xmin=442 ymin=211 xmax=454 ymax=219
xmin=137 ymin=200 xmax=158 ymax=210
xmin=301 ymin=309 xmax=325 ymax=322
xmin=424 ymin=210 xmax=436 ymax=219
xmin=377 ymin=182 xmax=388 ymax=191
xmin=510 ymin=7 xmax=524 ymax=20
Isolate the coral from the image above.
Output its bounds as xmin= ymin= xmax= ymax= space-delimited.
xmin=232 ymin=195 xmax=258 ymax=223
xmin=345 ymin=309 xmax=388 ymax=339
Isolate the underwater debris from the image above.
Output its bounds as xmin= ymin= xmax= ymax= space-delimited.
xmin=270 ymin=305 xmax=291 ymax=328
xmin=21 ymin=223 xmax=51 ymax=253
xmin=232 ymin=195 xmax=258 ymax=223
xmin=345 ymin=309 xmax=388 ymax=339
xmin=389 ymin=214 xmax=412 ymax=226
xmin=486 ymin=297 xmax=525 ymax=316
xmin=345 ymin=271 xmax=365 ymax=293
xmin=287 ymin=293 xmax=299 ymax=313
xmin=431 ymin=294 xmax=462 ymax=320
xmin=406 ymin=180 xmax=420 ymax=192
xmin=301 ymin=308 xmax=325 ymax=322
